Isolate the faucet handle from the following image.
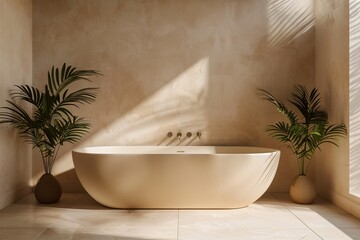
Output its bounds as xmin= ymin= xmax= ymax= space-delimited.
xmin=196 ymin=131 xmax=201 ymax=140
xmin=176 ymin=131 xmax=182 ymax=142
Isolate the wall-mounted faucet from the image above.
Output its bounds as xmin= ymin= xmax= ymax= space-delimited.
xmin=196 ymin=131 xmax=201 ymax=140
xmin=186 ymin=132 xmax=192 ymax=139
xmin=177 ymin=132 xmax=182 ymax=142
xmin=166 ymin=131 xmax=201 ymax=143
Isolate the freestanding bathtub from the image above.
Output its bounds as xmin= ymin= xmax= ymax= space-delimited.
xmin=72 ymin=146 xmax=280 ymax=209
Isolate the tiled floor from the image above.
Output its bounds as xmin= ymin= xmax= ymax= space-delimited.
xmin=0 ymin=193 xmax=360 ymax=240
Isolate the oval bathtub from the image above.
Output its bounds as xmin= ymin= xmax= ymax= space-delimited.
xmin=72 ymin=146 xmax=280 ymax=209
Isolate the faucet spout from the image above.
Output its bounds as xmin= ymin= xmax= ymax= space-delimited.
xmin=177 ymin=132 xmax=182 ymax=142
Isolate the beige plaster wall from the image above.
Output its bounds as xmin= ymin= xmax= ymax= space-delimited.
xmin=315 ymin=0 xmax=360 ymax=218
xmin=33 ymin=0 xmax=315 ymax=192
xmin=0 ymin=0 xmax=32 ymax=209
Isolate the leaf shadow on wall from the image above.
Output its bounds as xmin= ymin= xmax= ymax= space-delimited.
xmin=350 ymin=0 xmax=360 ymax=197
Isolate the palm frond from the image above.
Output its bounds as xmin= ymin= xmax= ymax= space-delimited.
xmin=319 ymin=124 xmax=347 ymax=146
xmin=257 ymin=89 xmax=298 ymax=124
xmin=52 ymin=87 xmax=99 ymax=118
xmin=308 ymin=88 xmax=322 ymax=112
xmin=10 ymin=85 xmax=43 ymax=108
xmin=0 ymin=101 xmax=34 ymax=128
xmin=48 ymin=63 xmax=101 ymax=96
xmin=289 ymin=85 xmax=310 ymax=122
xmin=55 ymin=116 xmax=91 ymax=145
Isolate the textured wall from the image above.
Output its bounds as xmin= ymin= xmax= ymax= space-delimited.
xmin=33 ymin=0 xmax=315 ymax=192
xmin=315 ymin=0 xmax=360 ymax=218
xmin=0 ymin=0 xmax=32 ymax=209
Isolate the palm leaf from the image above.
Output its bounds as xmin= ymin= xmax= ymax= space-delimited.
xmin=55 ymin=116 xmax=90 ymax=145
xmin=0 ymin=101 xmax=34 ymax=128
xmin=258 ymin=89 xmax=298 ymax=124
xmin=48 ymin=63 xmax=101 ymax=96
xmin=289 ymin=85 xmax=310 ymax=122
xmin=53 ymin=87 xmax=98 ymax=113
xmin=10 ymin=85 xmax=43 ymax=108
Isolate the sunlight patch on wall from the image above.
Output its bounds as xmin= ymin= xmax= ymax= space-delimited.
xmin=350 ymin=0 xmax=360 ymax=197
xmin=91 ymin=57 xmax=209 ymax=146
xmin=50 ymin=58 xmax=210 ymax=176
xmin=266 ymin=0 xmax=314 ymax=48
xmin=85 ymin=58 xmax=209 ymax=145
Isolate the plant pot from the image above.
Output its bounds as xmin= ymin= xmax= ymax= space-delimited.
xmin=34 ymin=173 xmax=62 ymax=204
xmin=289 ymin=175 xmax=316 ymax=204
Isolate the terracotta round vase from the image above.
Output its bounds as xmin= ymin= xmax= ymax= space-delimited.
xmin=289 ymin=175 xmax=316 ymax=204
xmin=34 ymin=173 xmax=62 ymax=204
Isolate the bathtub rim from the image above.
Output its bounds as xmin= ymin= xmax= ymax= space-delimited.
xmin=72 ymin=145 xmax=280 ymax=155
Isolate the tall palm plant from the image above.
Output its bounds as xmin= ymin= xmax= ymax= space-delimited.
xmin=258 ymin=85 xmax=347 ymax=176
xmin=0 ymin=63 xmax=101 ymax=174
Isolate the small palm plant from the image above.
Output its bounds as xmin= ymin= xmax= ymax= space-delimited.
xmin=258 ymin=85 xmax=347 ymax=176
xmin=0 ymin=63 xmax=101 ymax=174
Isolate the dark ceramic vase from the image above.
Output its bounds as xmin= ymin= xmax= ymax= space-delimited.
xmin=34 ymin=173 xmax=62 ymax=204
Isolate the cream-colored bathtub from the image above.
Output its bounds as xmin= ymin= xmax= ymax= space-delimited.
xmin=72 ymin=146 xmax=280 ymax=209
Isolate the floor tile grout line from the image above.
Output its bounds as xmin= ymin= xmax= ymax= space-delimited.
xmin=33 ymin=227 xmax=48 ymax=240
xmin=270 ymin=193 xmax=324 ymax=240
xmin=286 ymin=207 xmax=325 ymax=240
